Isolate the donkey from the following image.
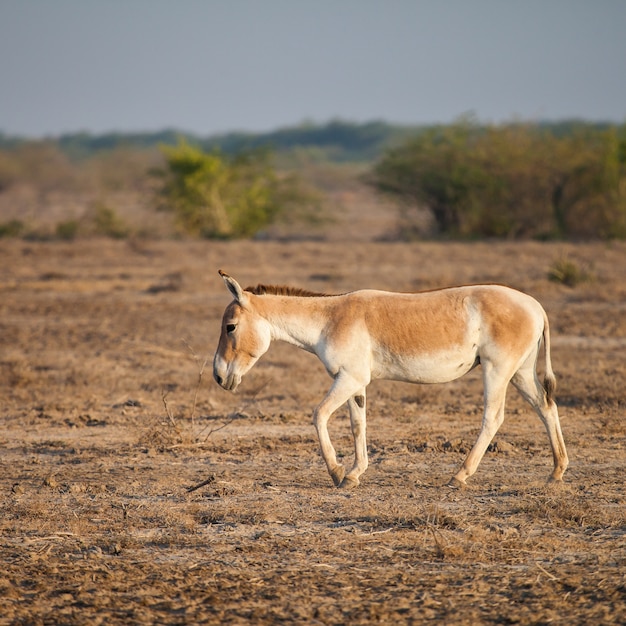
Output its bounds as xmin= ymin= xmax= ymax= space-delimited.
xmin=213 ymin=270 xmax=568 ymax=489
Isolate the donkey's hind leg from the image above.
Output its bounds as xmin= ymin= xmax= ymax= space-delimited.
xmin=511 ymin=358 xmax=568 ymax=482
xmin=449 ymin=361 xmax=509 ymax=487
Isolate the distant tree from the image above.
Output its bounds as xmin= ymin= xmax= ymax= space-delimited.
xmin=369 ymin=120 xmax=626 ymax=240
xmin=545 ymin=127 xmax=626 ymax=239
xmin=369 ymin=120 xmax=490 ymax=236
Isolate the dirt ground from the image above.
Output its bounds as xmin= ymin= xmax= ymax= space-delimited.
xmin=1 ymin=237 xmax=625 ymax=624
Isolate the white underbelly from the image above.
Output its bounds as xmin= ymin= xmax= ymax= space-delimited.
xmin=372 ymin=347 xmax=478 ymax=384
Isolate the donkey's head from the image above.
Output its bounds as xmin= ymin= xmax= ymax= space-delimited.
xmin=213 ymin=271 xmax=272 ymax=391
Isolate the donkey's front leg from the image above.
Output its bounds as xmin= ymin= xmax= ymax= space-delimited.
xmin=313 ymin=373 xmax=364 ymax=487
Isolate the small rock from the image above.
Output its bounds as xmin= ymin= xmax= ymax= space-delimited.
xmin=43 ymin=475 xmax=58 ymax=488
xmin=495 ymin=440 xmax=515 ymax=454
xmin=87 ymin=546 xmax=103 ymax=559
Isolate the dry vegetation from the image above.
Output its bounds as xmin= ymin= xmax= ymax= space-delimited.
xmin=1 ymin=233 xmax=625 ymax=624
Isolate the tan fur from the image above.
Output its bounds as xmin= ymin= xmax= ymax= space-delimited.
xmin=214 ymin=273 xmax=568 ymax=488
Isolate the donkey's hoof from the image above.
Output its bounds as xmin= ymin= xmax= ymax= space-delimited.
xmin=447 ymin=476 xmax=466 ymax=490
xmin=330 ymin=466 xmax=346 ymax=487
xmin=546 ymin=476 xmax=565 ymax=490
xmin=339 ymin=476 xmax=360 ymax=490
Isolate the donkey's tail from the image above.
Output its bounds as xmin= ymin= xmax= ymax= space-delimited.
xmin=542 ymin=309 xmax=557 ymax=405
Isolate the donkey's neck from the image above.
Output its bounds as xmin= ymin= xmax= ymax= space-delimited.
xmin=254 ymin=295 xmax=331 ymax=353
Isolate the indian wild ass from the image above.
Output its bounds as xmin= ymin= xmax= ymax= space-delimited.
xmin=213 ymin=271 xmax=568 ymax=488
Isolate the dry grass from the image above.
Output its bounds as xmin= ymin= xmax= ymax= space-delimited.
xmin=1 ymin=238 xmax=625 ymax=624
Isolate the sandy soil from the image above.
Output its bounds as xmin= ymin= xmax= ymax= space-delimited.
xmin=1 ymin=238 xmax=625 ymax=624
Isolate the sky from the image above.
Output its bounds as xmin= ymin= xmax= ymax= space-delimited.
xmin=1 ymin=0 xmax=625 ymax=138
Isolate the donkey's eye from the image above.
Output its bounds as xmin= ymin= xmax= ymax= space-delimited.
xmin=226 ymin=323 xmax=236 ymax=334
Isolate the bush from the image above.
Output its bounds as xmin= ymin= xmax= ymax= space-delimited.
xmin=154 ymin=141 xmax=311 ymax=239
xmin=547 ymin=256 xmax=593 ymax=287
xmin=55 ymin=220 xmax=80 ymax=241
xmin=92 ymin=203 xmax=129 ymax=239
xmin=0 ymin=219 xmax=24 ymax=238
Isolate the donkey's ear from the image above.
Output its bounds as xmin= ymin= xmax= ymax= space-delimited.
xmin=219 ymin=270 xmax=247 ymax=304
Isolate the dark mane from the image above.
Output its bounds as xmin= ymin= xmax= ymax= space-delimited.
xmin=245 ymin=283 xmax=334 ymax=297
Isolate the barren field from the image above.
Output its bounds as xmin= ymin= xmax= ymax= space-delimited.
xmin=1 ymin=238 xmax=625 ymax=624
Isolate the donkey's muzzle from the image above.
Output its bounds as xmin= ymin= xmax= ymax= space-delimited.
xmin=213 ymin=368 xmax=239 ymax=391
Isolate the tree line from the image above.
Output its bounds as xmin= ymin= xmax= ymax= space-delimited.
xmin=0 ymin=120 xmax=411 ymax=163
xmin=1 ymin=119 xmax=624 ymax=240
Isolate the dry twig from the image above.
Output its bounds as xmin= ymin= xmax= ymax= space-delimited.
xmin=186 ymin=474 xmax=216 ymax=493
xmin=535 ymin=561 xmax=559 ymax=581
xmin=182 ymin=339 xmax=210 ymax=429
xmin=161 ymin=389 xmax=178 ymax=428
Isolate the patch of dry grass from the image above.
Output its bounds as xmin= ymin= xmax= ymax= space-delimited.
xmin=1 ymin=239 xmax=625 ymax=624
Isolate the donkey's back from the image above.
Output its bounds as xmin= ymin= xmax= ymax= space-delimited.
xmin=324 ymin=285 xmax=549 ymax=387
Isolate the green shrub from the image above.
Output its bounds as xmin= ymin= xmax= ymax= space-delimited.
xmin=0 ymin=219 xmax=24 ymax=238
xmin=55 ymin=220 xmax=80 ymax=241
xmin=154 ymin=141 xmax=313 ymax=239
xmin=93 ymin=203 xmax=129 ymax=239
xmin=547 ymin=256 xmax=593 ymax=287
